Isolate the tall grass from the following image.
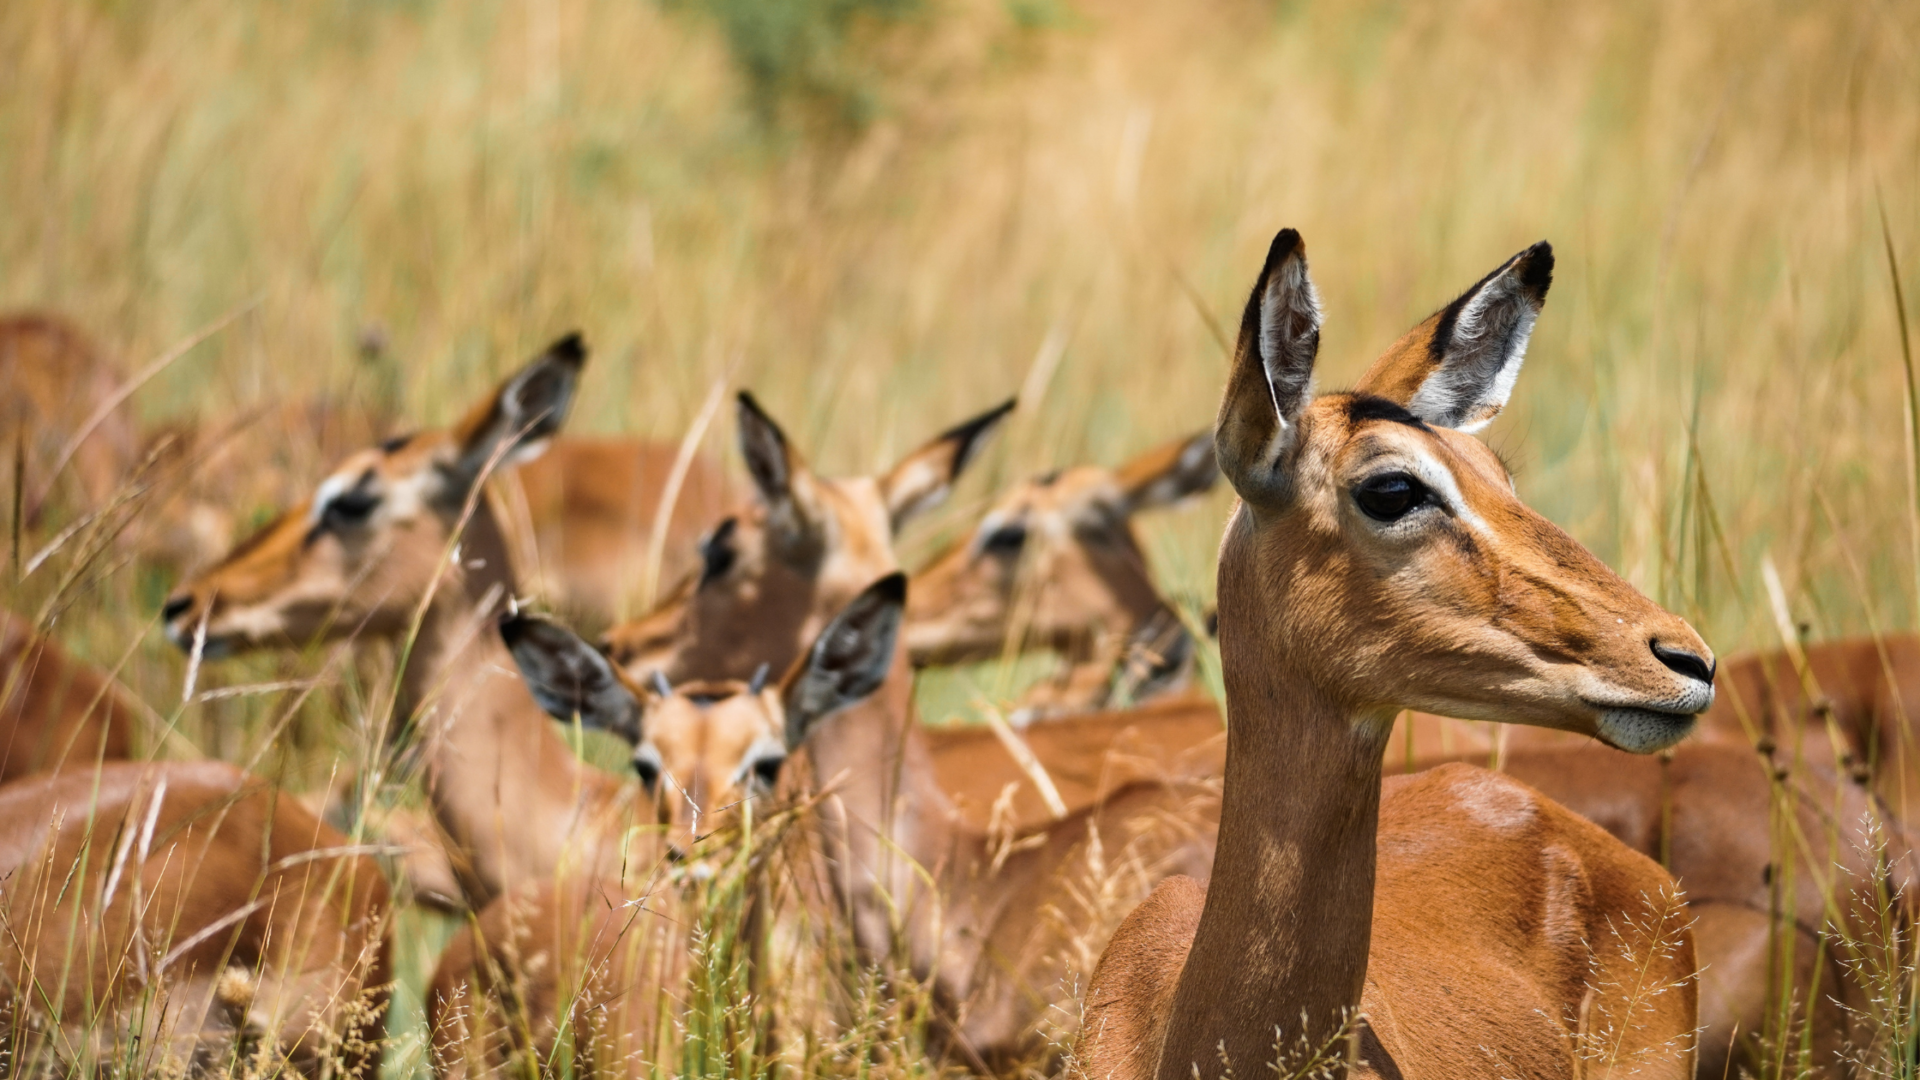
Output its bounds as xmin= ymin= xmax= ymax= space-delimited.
xmin=2 ymin=0 xmax=1918 ymax=1076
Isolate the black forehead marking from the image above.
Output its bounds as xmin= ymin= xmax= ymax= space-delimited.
xmin=1344 ymin=394 xmax=1429 ymax=431
xmin=1035 ymin=469 xmax=1064 ymax=487
xmin=379 ymin=432 xmax=417 ymax=454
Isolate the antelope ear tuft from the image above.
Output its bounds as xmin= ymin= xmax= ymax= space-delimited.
xmin=1214 ymin=229 xmax=1321 ymax=505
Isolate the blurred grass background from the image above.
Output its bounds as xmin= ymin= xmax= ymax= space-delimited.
xmin=1 ymin=0 xmax=1918 ymax=1069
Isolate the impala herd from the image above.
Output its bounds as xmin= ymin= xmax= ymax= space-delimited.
xmin=0 ymin=235 xmax=1915 ymax=1079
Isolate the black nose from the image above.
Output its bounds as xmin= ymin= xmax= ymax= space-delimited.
xmin=161 ymin=595 xmax=192 ymax=624
xmin=665 ymin=844 xmax=687 ymax=864
xmin=1651 ymin=640 xmax=1715 ymax=685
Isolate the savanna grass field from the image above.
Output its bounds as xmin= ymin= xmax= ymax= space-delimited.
xmin=4 ymin=0 xmax=1920 ymax=1076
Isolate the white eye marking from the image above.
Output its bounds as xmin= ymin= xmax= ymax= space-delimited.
xmin=1372 ymin=449 xmax=1487 ymax=537
xmin=308 ymin=472 xmax=357 ymax=525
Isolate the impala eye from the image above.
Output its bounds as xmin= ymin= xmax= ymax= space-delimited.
xmin=323 ymin=488 xmax=381 ymax=528
xmin=632 ymin=743 xmax=664 ymax=792
xmin=1353 ymin=473 xmax=1432 ymax=523
xmin=981 ymin=522 xmax=1027 ymax=556
xmin=749 ymin=752 xmax=786 ymax=791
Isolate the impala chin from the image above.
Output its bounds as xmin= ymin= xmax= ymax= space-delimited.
xmin=1594 ymin=705 xmax=1697 ymax=753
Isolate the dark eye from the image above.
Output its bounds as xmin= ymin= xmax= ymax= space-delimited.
xmin=1353 ymin=473 xmax=1431 ymax=522
xmin=982 ymin=522 xmax=1027 ymax=556
xmin=324 ymin=489 xmax=381 ymax=528
xmin=633 ymin=744 xmax=664 ymax=792
xmin=750 ymin=753 xmax=785 ymax=790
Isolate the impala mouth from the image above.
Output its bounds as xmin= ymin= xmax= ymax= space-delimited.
xmin=1590 ymin=704 xmax=1698 ymax=754
xmin=164 ymin=620 xmax=238 ymax=660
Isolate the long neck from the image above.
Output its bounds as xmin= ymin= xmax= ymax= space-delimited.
xmin=1155 ymin=564 xmax=1389 ymax=1079
xmin=798 ymin=648 xmax=959 ymax=963
xmin=398 ymin=581 xmax=628 ymax=906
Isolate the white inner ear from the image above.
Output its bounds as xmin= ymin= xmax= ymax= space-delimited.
xmin=501 ymin=436 xmax=553 ymax=467
xmin=1256 ymin=258 xmax=1322 ymax=457
xmin=883 ymin=457 xmax=947 ymax=522
xmin=1409 ymin=273 xmax=1537 ymax=434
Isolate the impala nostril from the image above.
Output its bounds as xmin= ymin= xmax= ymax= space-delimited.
xmin=1651 ymin=640 xmax=1715 ymax=685
xmin=161 ymin=596 xmax=193 ymax=624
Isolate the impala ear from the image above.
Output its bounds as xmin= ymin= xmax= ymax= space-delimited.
xmin=781 ymin=573 xmax=906 ymax=750
xmin=880 ymin=398 xmax=1016 ymax=533
xmin=499 ymin=609 xmax=643 ymax=743
xmin=447 ymin=333 xmax=586 ymax=491
xmin=1356 ymin=242 xmax=1553 ymax=432
xmin=1116 ymin=430 xmax=1218 ymax=515
xmin=1215 ymin=230 xmax=1320 ymax=504
xmin=736 ymin=391 xmax=798 ymax=508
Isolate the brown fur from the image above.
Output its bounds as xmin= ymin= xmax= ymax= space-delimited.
xmin=600 ymin=393 xmax=1013 ymax=682
xmin=0 ymin=761 xmax=390 ymax=1076
xmin=159 ymin=337 xmax=655 ymax=909
xmin=906 ymin=430 xmax=1216 ymax=715
xmin=503 ymin=436 xmax=732 ymax=626
xmin=425 ymin=672 xmax=772 ymax=1078
xmin=0 ymin=312 xmax=138 ymax=521
xmin=1688 ymin=634 xmax=1920 ymax=822
xmin=0 ymin=609 xmax=136 ymax=780
xmin=1081 ymin=232 xmax=1707 ymax=1080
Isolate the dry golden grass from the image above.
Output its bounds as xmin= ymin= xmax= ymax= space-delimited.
xmin=2 ymin=0 xmax=1918 ymax=1076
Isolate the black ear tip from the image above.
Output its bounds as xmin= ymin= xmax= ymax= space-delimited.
xmin=991 ymin=396 xmax=1018 ymax=420
xmin=498 ymin=610 xmax=533 ymax=646
xmin=547 ymin=332 xmax=588 ymax=366
xmin=1520 ymin=242 xmax=1554 ymax=294
xmin=871 ymin=572 xmax=909 ymax=604
xmin=1266 ymin=228 xmax=1304 ymax=268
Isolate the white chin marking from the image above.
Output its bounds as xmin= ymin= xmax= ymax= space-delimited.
xmin=1597 ymin=708 xmax=1696 ymax=753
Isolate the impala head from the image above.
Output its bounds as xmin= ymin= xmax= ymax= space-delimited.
xmin=499 ymin=611 xmax=783 ymax=858
xmin=905 ymin=430 xmax=1216 ymax=666
xmin=501 ymin=574 xmax=905 ymax=855
xmin=601 ymin=393 xmax=1012 ymax=682
xmin=159 ymin=335 xmax=585 ymax=656
xmin=1213 ymin=231 xmax=1713 ymax=752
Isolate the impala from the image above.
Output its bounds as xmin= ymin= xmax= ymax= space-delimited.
xmin=905 ymin=429 xmax=1219 ymax=717
xmin=426 ymin=599 xmax=892 ymax=1077
xmin=600 ymin=391 xmax=1016 ymax=682
xmin=499 ymin=435 xmax=733 ymax=625
xmin=1078 ymin=232 xmax=1710 ymax=1079
xmin=0 ymin=760 xmax=390 ymax=1076
xmin=1691 ymin=633 xmax=1920 ymax=822
xmin=158 ymin=334 xmax=640 ymax=910
xmin=1476 ymin=741 xmax=1914 ymax=1079
xmin=0 ymin=311 xmax=139 ymax=522
xmin=139 ymin=397 xmax=728 ymax=622
xmin=0 ymin=608 xmax=137 ymax=781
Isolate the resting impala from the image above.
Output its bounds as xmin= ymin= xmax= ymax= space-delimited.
xmin=0 ymin=311 xmax=139 ymax=522
xmin=905 ymin=430 xmax=1219 ymax=717
xmin=0 ymin=761 xmax=390 ymax=1076
xmin=600 ymin=391 xmax=1017 ymax=682
xmin=0 ymin=609 xmax=137 ymax=781
xmin=139 ymin=395 xmax=729 ymax=624
xmin=426 ymin=599 xmax=894 ymax=1077
xmin=158 ymin=334 xmax=645 ymax=910
xmin=1079 ymin=232 xmax=1710 ymax=1080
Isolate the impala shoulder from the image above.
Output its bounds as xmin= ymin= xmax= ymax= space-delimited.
xmin=1078 ymin=874 xmax=1207 ymax=1080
